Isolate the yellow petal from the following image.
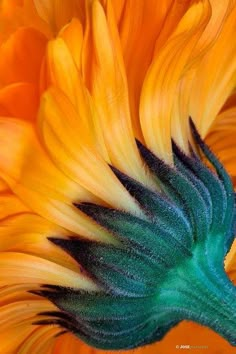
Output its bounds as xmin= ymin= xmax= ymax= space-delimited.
xmin=189 ymin=4 xmax=236 ymax=137
xmin=59 ymin=18 xmax=83 ymax=71
xmin=0 ymin=118 xmax=114 ymax=242
xmin=0 ymin=284 xmax=40 ymax=306
xmin=140 ymin=1 xmax=209 ymax=163
xmin=225 ymin=240 xmax=236 ymax=284
xmin=83 ymin=0 xmax=149 ymax=184
xmin=45 ymin=37 xmax=96 ymax=147
xmin=0 ymin=212 xmax=80 ymax=272
xmin=120 ymin=0 xmax=170 ymax=139
xmin=171 ymin=0 xmax=235 ymax=151
xmin=0 ymin=300 xmax=55 ymax=329
xmin=0 ymin=252 xmax=98 ymax=289
xmin=206 ymin=108 xmax=236 ymax=180
xmin=39 ymin=87 xmax=141 ymax=216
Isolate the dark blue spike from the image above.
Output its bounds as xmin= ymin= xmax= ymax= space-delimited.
xmin=172 ymin=142 xmax=212 ymax=227
xmin=172 ymin=141 xmax=227 ymax=233
xmin=75 ymin=203 xmax=192 ymax=266
xmin=49 ymin=237 xmax=157 ymax=297
xmin=110 ymin=165 xmax=193 ymax=249
xmin=36 ymin=286 xmax=156 ymax=322
xmin=71 ymin=318 xmax=160 ymax=350
xmin=38 ymin=311 xmax=73 ymax=322
xmin=33 ymin=318 xmax=79 ymax=336
xmin=136 ymin=140 xmax=209 ymax=240
xmin=189 ymin=119 xmax=234 ymax=231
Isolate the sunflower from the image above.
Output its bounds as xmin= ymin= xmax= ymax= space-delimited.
xmin=0 ymin=0 xmax=236 ymax=353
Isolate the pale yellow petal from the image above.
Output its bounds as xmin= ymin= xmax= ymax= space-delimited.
xmin=140 ymin=1 xmax=209 ymax=163
xmin=0 ymin=118 xmax=114 ymax=242
xmin=0 ymin=252 xmax=98 ymax=290
xmin=39 ymin=87 xmax=141 ymax=216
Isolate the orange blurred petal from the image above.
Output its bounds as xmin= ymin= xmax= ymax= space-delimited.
xmin=206 ymin=108 xmax=236 ymax=179
xmin=0 ymin=193 xmax=29 ymax=220
xmin=0 ymin=27 xmax=47 ymax=87
xmin=0 ymin=82 xmax=39 ymax=120
xmin=33 ymin=0 xmax=83 ymax=35
xmin=18 ymin=326 xmax=59 ymax=354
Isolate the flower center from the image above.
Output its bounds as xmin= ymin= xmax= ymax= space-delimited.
xmin=32 ymin=119 xmax=236 ymax=350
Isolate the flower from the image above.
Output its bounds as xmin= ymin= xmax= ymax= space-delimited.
xmin=0 ymin=0 xmax=236 ymax=353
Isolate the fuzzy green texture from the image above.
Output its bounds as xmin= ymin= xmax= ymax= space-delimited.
xmin=33 ymin=120 xmax=236 ymax=350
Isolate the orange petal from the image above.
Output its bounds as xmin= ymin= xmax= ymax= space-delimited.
xmin=83 ymin=0 xmax=149 ymax=184
xmin=53 ymin=333 xmax=97 ymax=354
xmin=0 ymin=296 xmax=58 ymax=353
xmin=225 ymin=240 xmax=236 ymax=284
xmin=0 ymin=324 xmax=38 ymax=353
xmin=189 ymin=4 xmax=236 ymax=137
xmin=206 ymin=108 xmax=236 ymax=179
xmin=0 ymin=300 xmax=55 ymax=329
xmin=33 ymin=0 xmax=81 ymax=34
xmin=142 ymin=321 xmax=236 ymax=354
xmin=0 ymin=27 xmax=47 ymax=86
xmin=18 ymin=326 xmax=59 ymax=354
xmin=119 ymin=0 xmax=188 ymax=139
xmin=0 ymin=0 xmax=24 ymax=43
xmin=0 ymin=82 xmax=39 ymax=120
xmin=140 ymin=1 xmax=209 ymax=163
xmin=0 ymin=118 xmax=113 ymax=241
xmin=0 ymin=212 xmax=80 ymax=272
xmin=59 ymin=18 xmax=83 ymax=72
xmin=170 ymin=0 xmax=235 ymax=151
xmin=0 ymin=193 xmax=29 ymax=220
xmin=0 ymin=284 xmax=42 ymax=306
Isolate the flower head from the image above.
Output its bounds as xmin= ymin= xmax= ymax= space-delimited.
xmin=0 ymin=0 xmax=236 ymax=353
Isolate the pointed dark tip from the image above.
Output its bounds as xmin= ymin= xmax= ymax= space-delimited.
xmin=28 ymin=290 xmax=45 ymax=297
xmin=110 ymin=165 xmax=132 ymax=186
xmin=33 ymin=319 xmax=61 ymax=326
xmin=73 ymin=202 xmax=100 ymax=220
xmin=189 ymin=117 xmax=202 ymax=144
xmin=54 ymin=330 xmax=68 ymax=338
xmin=38 ymin=311 xmax=73 ymax=322
xmin=172 ymin=139 xmax=195 ymax=168
xmin=41 ymin=284 xmax=63 ymax=290
xmin=109 ymin=164 xmax=122 ymax=176
xmin=171 ymin=139 xmax=182 ymax=154
xmin=135 ymin=139 xmax=147 ymax=156
xmin=30 ymin=288 xmax=58 ymax=301
xmin=38 ymin=311 xmax=62 ymax=318
xmin=48 ymin=237 xmax=69 ymax=247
